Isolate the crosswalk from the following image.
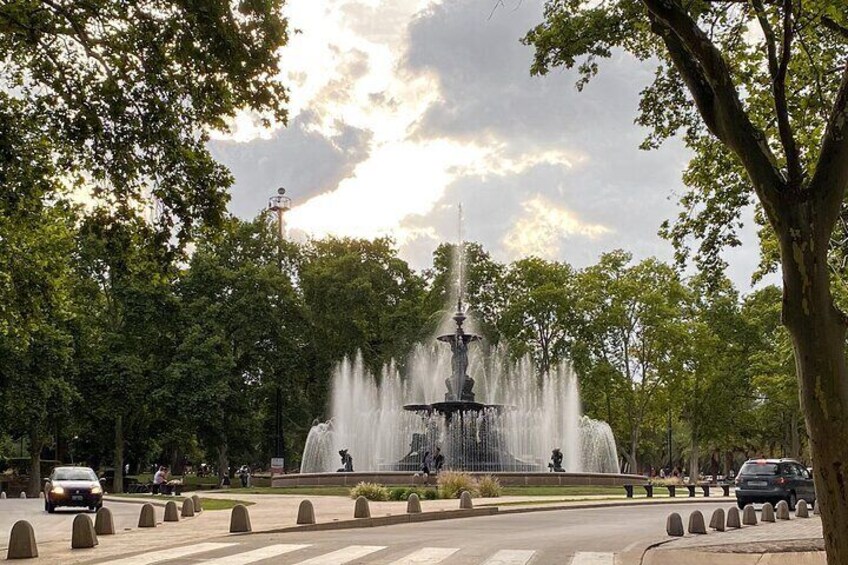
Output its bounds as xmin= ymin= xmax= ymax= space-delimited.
xmin=98 ymin=542 xmax=616 ymax=565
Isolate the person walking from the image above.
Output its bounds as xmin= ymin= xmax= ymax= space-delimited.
xmin=433 ymin=447 xmax=444 ymax=474
xmin=421 ymin=450 xmax=433 ymax=484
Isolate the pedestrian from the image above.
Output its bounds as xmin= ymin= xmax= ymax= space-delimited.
xmin=238 ymin=465 xmax=250 ymax=488
xmin=153 ymin=466 xmax=169 ymax=495
xmin=421 ymin=450 xmax=433 ymax=483
xmin=433 ymin=447 xmax=444 ymax=474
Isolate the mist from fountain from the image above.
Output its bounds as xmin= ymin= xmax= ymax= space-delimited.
xmin=300 ymin=344 xmax=619 ymax=473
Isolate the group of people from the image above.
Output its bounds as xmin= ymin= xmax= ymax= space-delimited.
xmin=420 ymin=447 xmax=444 ymax=479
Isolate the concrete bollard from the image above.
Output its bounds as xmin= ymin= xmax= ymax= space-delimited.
xmin=164 ymin=501 xmax=179 ymax=522
xmin=191 ymin=494 xmax=202 ymax=513
xmin=354 ymin=496 xmax=371 ymax=519
xmin=181 ymin=499 xmax=195 ymax=518
xmin=666 ymin=513 xmax=684 ymax=536
xmin=7 ymin=520 xmax=38 ymax=559
xmin=709 ymin=508 xmax=725 ymax=531
xmin=814 ymin=501 xmax=821 ymax=516
xmin=688 ymin=510 xmax=707 ymax=534
xmin=796 ymin=499 xmax=809 ymax=518
xmin=95 ymin=507 xmax=115 ymax=535
xmin=229 ymin=504 xmax=251 ymax=533
xmin=742 ymin=504 xmax=758 ymax=525
xmin=0 ymin=491 xmax=6 ymax=499
xmin=776 ymin=500 xmax=790 ymax=520
xmin=459 ymin=491 xmax=473 ymax=510
xmin=138 ymin=503 xmax=156 ymax=528
xmin=19 ymin=492 xmax=26 ymax=499
xmin=71 ymin=514 xmax=98 ymax=549
xmin=761 ymin=502 xmax=775 ymax=522
xmin=726 ymin=507 xmax=741 ymax=529
xmin=406 ymin=493 xmax=422 ymax=514
xmin=38 ymin=492 xmax=44 ymax=499
xmin=412 ymin=473 xmax=423 ymax=486
xmin=297 ymin=500 xmax=316 ymax=525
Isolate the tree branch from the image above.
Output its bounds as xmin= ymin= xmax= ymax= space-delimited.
xmin=811 ymin=63 xmax=848 ymax=236
xmin=751 ymin=0 xmax=802 ymax=185
xmin=822 ymin=16 xmax=848 ymax=41
xmin=642 ymin=0 xmax=786 ymax=218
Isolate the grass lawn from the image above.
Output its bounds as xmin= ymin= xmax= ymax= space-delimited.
xmin=108 ymin=493 xmax=253 ymax=511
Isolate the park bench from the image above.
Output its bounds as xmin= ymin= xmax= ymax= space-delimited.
xmin=664 ymin=483 xmax=731 ymax=497
xmin=623 ymin=484 xmax=653 ymax=498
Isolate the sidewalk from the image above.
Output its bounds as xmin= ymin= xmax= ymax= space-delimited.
xmin=642 ymin=508 xmax=825 ymax=565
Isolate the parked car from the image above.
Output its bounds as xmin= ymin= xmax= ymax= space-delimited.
xmin=44 ymin=466 xmax=103 ymax=513
xmin=735 ymin=458 xmax=815 ymax=510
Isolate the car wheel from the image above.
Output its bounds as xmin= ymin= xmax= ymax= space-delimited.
xmin=788 ymin=492 xmax=797 ymax=511
xmin=736 ymin=498 xmax=747 ymax=509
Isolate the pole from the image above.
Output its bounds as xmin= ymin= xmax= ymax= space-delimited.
xmin=274 ymin=203 xmax=286 ymax=467
xmin=667 ymin=408 xmax=673 ymax=474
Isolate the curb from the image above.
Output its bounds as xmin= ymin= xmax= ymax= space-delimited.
xmin=495 ymin=497 xmax=732 ymax=516
xmin=103 ymin=496 xmax=172 ymax=508
xmin=247 ymin=507 xmax=499 ymax=535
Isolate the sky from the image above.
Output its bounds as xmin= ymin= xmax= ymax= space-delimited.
xmin=207 ymin=0 xmax=767 ymax=290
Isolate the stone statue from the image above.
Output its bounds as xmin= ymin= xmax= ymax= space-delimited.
xmin=337 ymin=449 xmax=353 ymax=473
xmin=549 ymin=448 xmax=564 ymax=472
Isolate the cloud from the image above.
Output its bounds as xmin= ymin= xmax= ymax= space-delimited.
xmin=503 ymin=196 xmax=612 ymax=259
xmin=205 ymin=0 xmax=764 ymax=290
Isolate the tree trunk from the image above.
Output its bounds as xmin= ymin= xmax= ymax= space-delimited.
xmin=789 ymin=411 xmax=802 ymax=461
xmin=689 ymin=433 xmax=699 ymax=484
xmin=114 ymin=415 xmax=124 ymax=494
xmin=217 ymin=443 xmax=229 ymax=485
xmin=779 ymin=208 xmax=848 ymax=565
xmin=28 ymin=430 xmax=42 ymax=498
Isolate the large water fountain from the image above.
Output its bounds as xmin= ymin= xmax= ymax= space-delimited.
xmin=300 ymin=300 xmax=620 ymax=475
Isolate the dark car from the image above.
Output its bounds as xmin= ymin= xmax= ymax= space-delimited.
xmin=44 ymin=466 xmax=103 ymax=513
xmin=735 ymin=458 xmax=815 ymax=510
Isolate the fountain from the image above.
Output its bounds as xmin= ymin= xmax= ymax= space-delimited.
xmin=294 ymin=222 xmax=630 ymax=485
xmin=299 ymin=303 xmax=620 ymax=475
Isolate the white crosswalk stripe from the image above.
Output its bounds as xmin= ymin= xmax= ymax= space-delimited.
xmin=292 ymin=545 xmax=387 ymax=565
xmin=482 ymin=549 xmax=536 ymax=565
xmin=387 ymin=547 xmax=459 ymax=564
xmin=201 ymin=544 xmax=312 ymax=564
xmin=570 ymin=553 xmax=614 ymax=565
xmin=104 ymin=542 xmax=238 ymax=565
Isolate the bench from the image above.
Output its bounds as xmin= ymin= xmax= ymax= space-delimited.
xmin=623 ymin=484 xmax=653 ymax=498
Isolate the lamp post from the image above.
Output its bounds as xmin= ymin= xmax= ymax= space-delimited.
xmin=667 ymin=407 xmax=673 ymax=475
xmin=268 ymin=187 xmax=291 ymax=469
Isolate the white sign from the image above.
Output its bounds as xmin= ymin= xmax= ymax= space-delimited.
xmin=270 ymin=458 xmax=285 ymax=474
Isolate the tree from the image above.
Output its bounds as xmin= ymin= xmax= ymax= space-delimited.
xmin=0 ymin=0 xmax=289 ymax=242
xmin=498 ymin=257 xmax=577 ymax=375
xmin=526 ymin=1 xmax=848 ymax=559
xmin=73 ymin=210 xmax=179 ymax=493
xmin=572 ymin=251 xmax=687 ymax=472
xmin=301 ymin=238 xmax=426 ymax=375
xmin=0 ymin=103 xmax=78 ymax=495
xmin=170 ymin=215 xmax=308 ymax=476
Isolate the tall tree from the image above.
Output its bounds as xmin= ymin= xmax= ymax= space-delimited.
xmin=0 ymin=0 xmax=289 ymax=241
xmin=526 ymin=1 xmax=848 ymax=558
xmin=573 ymin=251 xmax=688 ymax=472
xmin=498 ymin=257 xmax=577 ymax=375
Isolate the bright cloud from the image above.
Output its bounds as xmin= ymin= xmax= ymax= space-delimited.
xmin=504 ymin=196 xmax=612 ymax=260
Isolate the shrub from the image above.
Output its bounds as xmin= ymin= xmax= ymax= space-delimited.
xmin=437 ymin=471 xmax=478 ymax=499
xmin=349 ymin=482 xmax=390 ymax=501
xmin=388 ymin=487 xmax=407 ymax=501
xmin=477 ymin=475 xmax=502 ymax=498
xmin=422 ymin=488 xmax=439 ymax=500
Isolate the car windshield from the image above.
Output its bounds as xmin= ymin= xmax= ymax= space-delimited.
xmin=740 ymin=462 xmax=779 ymax=475
xmin=53 ymin=468 xmax=97 ymax=481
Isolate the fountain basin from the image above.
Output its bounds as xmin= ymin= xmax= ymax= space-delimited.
xmin=272 ymin=471 xmax=646 ymax=488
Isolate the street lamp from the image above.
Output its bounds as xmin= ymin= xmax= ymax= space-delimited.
xmin=267 ymin=186 xmax=291 ymax=471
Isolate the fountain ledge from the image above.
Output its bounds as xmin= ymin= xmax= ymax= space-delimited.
xmin=272 ymin=471 xmax=646 ymax=488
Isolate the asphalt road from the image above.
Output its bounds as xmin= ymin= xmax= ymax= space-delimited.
xmin=83 ymin=502 xmax=714 ymax=565
xmin=0 ymin=497 xmax=145 ymax=549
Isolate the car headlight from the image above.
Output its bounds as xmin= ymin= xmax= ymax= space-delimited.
xmin=91 ymin=485 xmax=102 ymax=494
xmin=51 ymin=486 xmax=65 ymax=495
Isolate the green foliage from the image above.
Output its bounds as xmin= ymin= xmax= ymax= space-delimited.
xmin=0 ymin=0 xmax=290 ymax=244
xmin=437 ymin=471 xmax=478 ymax=499
xmin=349 ymin=482 xmax=390 ymax=501
xmin=388 ymin=486 xmax=427 ymax=501
xmin=477 ymin=475 xmax=502 ymax=498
